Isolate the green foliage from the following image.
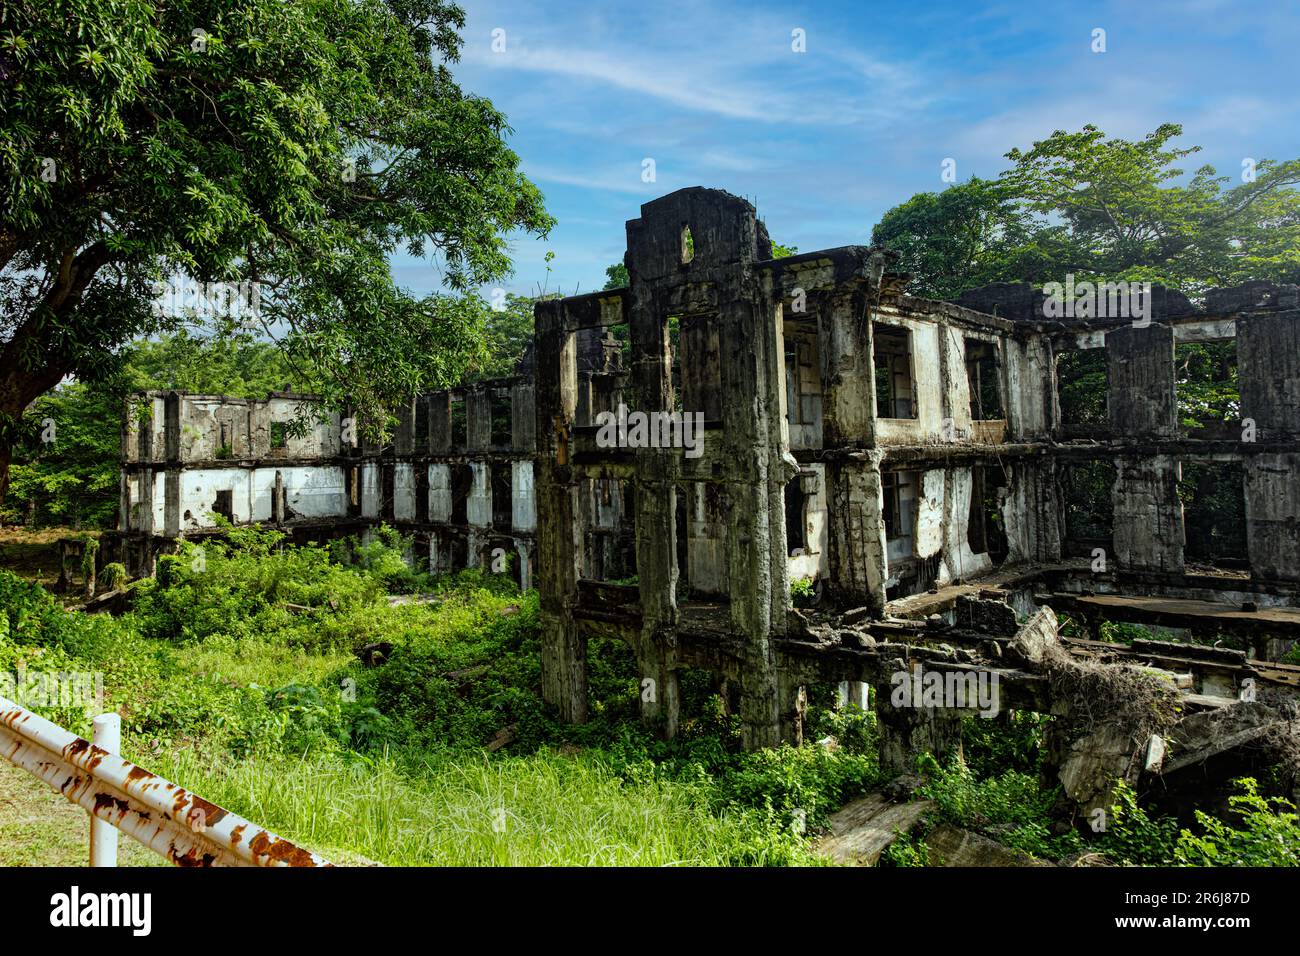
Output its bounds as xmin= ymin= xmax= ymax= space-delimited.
xmin=1178 ymin=460 xmax=1248 ymax=564
xmin=789 ymin=576 xmax=817 ymax=608
xmin=0 ymin=523 xmax=884 ymax=865
xmin=1056 ymin=349 xmax=1108 ymax=426
xmin=79 ymin=537 xmax=98 ymax=580
xmin=1175 ymin=341 xmax=1239 ymax=428
xmin=880 ymin=831 xmax=930 ymax=867
xmin=100 ymin=562 xmax=127 ymax=591
xmin=917 ymin=754 xmax=1083 ymax=860
xmin=1099 ymin=620 xmax=1155 ymax=644
xmin=0 ymin=0 xmax=553 ymax=500
xmin=872 ymin=124 xmax=1300 ymax=300
xmin=1094 ymin=780 xmax=1181 ymax=865
xmin=807 ymin=700 xmax=876 ymax=755
xmin=603 ymin=262 xmax=629 ymax=290
xmin=960 ymin=711 xmax=1050 ymax=777
xmin=145 ymin=746 xmax=815 ymax=866
xmin=1174 ymin=779 xmax=1300 ymax=866
xmin=468 ymin=292 xmax=541 ymax=381
xmin=871 ymin=177 xmax=1040 ymax=300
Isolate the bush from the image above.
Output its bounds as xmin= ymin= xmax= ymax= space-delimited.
xmin=916 ymin=753 xmax=1082 ymax=860
xmin=1174 ymin=779 xmax=1300 ymax=866
xmin=790 ymin=577 xmax=817 ymax=608
xmin=1094 ymin=780 xmax=1180 ymax=865
xmin=100 ymin=562 xmax=127 ymax=591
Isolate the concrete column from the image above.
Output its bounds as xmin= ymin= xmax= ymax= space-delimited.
xmin=1112 ymin=456 xmax=1184 ymax=572
xmin=1244 ymin=453 xmax=1300 ymax=582
xmin=1107 ymin=324 xmax=1176 ymax=439
xmin=534 ymin=301 xmax=587 ymax=723
xmin=1239 ymin=311 xmax=1300 ymax=582
xmin=778 ymin=671 xmax=807 ymax=746
xmin=817 ymin=288 xmax=875 ymax=448
xmin=825 ymin=457 xmax=889 ymax=611
xmin=629 ymin=280 xmax=680 ymax=737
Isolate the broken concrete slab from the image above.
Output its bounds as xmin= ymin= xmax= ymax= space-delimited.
xmin=817 ymin=793 xmax=935 ymax=866
xmin=924 ymin=823 xmax=1055 ymax=867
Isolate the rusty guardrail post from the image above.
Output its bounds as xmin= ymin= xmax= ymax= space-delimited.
xmin=0 ymin=695 xmax=334 ymax=867
xmin=89 ymin=712 xmax=120 ymax=867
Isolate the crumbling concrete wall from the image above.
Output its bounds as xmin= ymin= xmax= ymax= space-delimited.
xmin=872 ymin=316 xmax=944 ymax=444
xmin=115 ymin=373 xmax=541 ymax=582
xmin=1004 ymin=335 xmax=1053 ymax=440
xmin=1107 ymin=324 xmax=1177 ymax=438
xmin=1112 ymin=456 xmax=1184 ymax=572
xmin=1239 ymin=310 xmax=1300 ymax=582
xmin=1244 ymin=453 xmax=1300 ymax=583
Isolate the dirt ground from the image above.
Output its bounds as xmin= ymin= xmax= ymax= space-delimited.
xmin=0 ymin=759 xmax=165 ymax=867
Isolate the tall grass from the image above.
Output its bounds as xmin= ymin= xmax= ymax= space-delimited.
xmin=146 ymin=747 xmax=816 ymax=866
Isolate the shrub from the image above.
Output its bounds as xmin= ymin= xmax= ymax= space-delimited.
xmin=100 ymin=562 xmax=127 ymax=591
xmin=1094 ymin=780 xmax=1180 ymax=865
xmin=1174 ymin=778 xmax=1300 ymax=866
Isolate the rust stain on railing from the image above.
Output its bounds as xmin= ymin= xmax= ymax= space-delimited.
xmin=0 ymin=695 xmax=333 ymax=868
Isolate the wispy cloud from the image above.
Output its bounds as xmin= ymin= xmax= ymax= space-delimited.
xmin=442 ymin=0 xmax=1300 ymax=297
xmin=460 ymin=10 xmax=926 ymax=128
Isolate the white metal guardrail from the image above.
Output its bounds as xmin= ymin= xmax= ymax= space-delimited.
xmin=1 ymin=695 xmax=333 ymax=867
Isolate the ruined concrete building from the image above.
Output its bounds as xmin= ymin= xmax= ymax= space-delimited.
xmin=108 ymin=188 xmax=1300 ymax=808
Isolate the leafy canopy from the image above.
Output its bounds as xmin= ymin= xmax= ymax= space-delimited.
xmin=0 ymin=0 xmax=553 ymax=496
xmin=872 ymin=124 xmax=1300 ymax=299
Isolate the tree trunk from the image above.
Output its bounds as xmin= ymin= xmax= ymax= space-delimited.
xmin=0 ymin=241 xmax=115 ymax=510
xmin=0 ymin=423 xmax=14 ymax=514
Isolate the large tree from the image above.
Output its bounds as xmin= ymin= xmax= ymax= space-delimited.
xmin=872 ymin=124 xmax=1300 ymax=300
xmin=0 ymin=0 xmax=553 ymax=503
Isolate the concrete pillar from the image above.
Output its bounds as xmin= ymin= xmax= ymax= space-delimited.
xmin=628 ymin=278 xmax=680 ymax=737
xmin=1112 ymin=456 xmax=1184 ymax=572
xmin=534 ymin=300 xmax=587 ymax=723
xmin=1239 ymin=311 xmax=1300 ymax=582
xmin=778 ymin=671 xmax=807 ymax=746
xmin=272 ymin=470 xmax=284 ymax=524
xmin=826 ymin=456 xmax=889 ymax=612
xmin=1107 ymin=324 xmax=1176 ymax=438
xmin=1244 ymin=453 xmax=1300 ymax=582
xmin=839 ymin=681 xmax=870 ymax=710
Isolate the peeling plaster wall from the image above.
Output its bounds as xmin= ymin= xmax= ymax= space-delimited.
xmin=1002 ymin=462 xmax=1058 ymax=564
xmin=686 ymin=483 xmax=729 ymax=596
xmin=467 ymin=462 xmax=491 ymax=528
xmin=392 ymin=463 xmax=416 ymax=521
xmin=429 ymin=464 xmax=451 ymax=522
xmin=151 ymin=472 xmax=166 ymax=532
xmin=787 ymin=463 xmax=829 ymax=582
xmin=885 ymin=471 xmax=919 ymax=564
xmin=1113 ymin=456 xmax=1184 ymax=572
xmin=914 ymin=469 xmax=945 ymax=560
xmin=360 ymin=462 xmax=380 ymax=519
xmin=937 ymin=467 xmax=994 ymax=585
xmin=267 ymin=467 xmax=347 ymax=520
xmin=945 ymin=325 xmax=975 ymax=438
xmin=512 ymin=461 xmax=536 ymax=532
xmin=1006 ymin=336 xmax=1052 ymax=439
xmin=178 ymin=469 xmax=250 ymax=528
xmin=1107 ymin=325 xmax=1176 ymax=438
xmin=874 ymin=318 xmax=944 ymax=444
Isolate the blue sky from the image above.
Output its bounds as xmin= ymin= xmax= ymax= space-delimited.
xmin=391 ymin=0 xmax=1300 ymax=298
